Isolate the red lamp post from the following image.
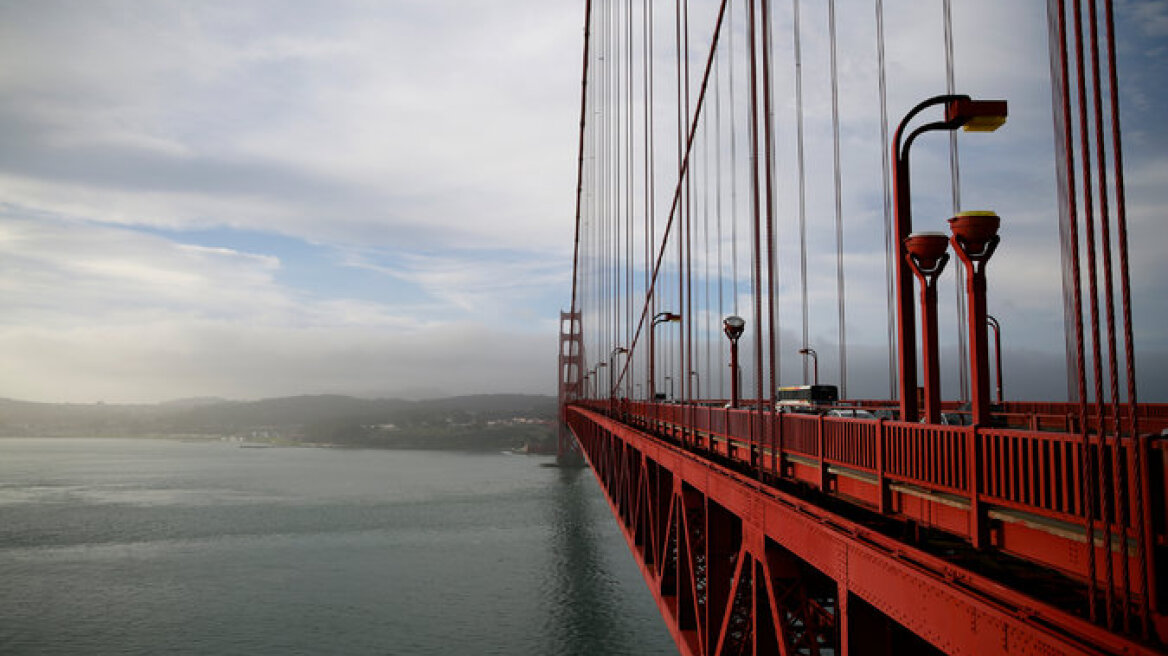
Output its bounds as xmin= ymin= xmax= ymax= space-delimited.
xmin=723 ymin=316 xmax=745 ymax=408
xmin=905 ymin=232 xmax=952 ymax=424
xmin=892 ymin=94 xmax=1006 ymax=422
xmin=650 ymin=311 xmax=681 ymax=402
xmin=950 ymin=211 xmax=1001 ymax=426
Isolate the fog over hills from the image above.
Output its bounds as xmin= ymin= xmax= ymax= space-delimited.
xmin=0 ymin=394 xmax=557 ymax=449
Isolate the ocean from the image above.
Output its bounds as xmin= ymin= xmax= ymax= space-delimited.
xmin=0 ymin=437 xmax=675 ymax=655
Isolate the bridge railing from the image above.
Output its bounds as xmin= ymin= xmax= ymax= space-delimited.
xmin=579 ymin=398 xmax=1164 ymax=596
xmin=821 ymin=415 xmax=878 ymax=470
xmin=976 ymin=426 xmax=1151 ymax=538
xmin=883 ymin=421 xmax=968 ymax=494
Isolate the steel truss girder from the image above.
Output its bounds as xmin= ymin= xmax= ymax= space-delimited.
xmin=567 ymin=406 xmax=1159 ymax=656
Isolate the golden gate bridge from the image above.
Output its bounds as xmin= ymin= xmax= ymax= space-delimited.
xmin=558 ymin=0 xmax=1165 ymax=654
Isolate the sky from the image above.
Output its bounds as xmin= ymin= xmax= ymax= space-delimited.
xmin=0 ymin=0 xmax=1163 ymax=404
xmin=0 ymin=0 xmax=582 ymax=403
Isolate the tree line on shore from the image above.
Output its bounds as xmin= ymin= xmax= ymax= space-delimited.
xmin=0 ymin=394 xmax=557 ymax=451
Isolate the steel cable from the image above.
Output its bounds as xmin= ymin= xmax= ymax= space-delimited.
xmin=829 ymin=0 xmax=847 ymax=399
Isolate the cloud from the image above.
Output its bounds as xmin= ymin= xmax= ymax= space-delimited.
xmin=0 ymin=1 xmax=583 ymax=402
xmin=1126 ymin=0 xmax=1168 ymax=37
xmin=0 ymin=215 xmax=557 ymax=402
xmin=0 ymin=1 xmax=580 ymax=252
xmin=0 ymin=0 xmax=1162 ymax=405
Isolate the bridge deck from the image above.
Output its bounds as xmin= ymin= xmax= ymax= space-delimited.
xmin=566 ymin=402 xmax=1166 ymax=655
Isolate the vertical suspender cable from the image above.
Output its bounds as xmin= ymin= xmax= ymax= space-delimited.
xmin=644 ymin=0 xmax=654 ymax=392
xmin=599 ymin=0 xmax=607 ymax=375
xmin=646 ymin=0 xmax=657 ymax=399
xmin=684 ymin=0 xmax=693 ymax=404
xmin=613 ymin=0 xmax=620 ymax=381
xmin=747 ymin=0 xmax=764 ymax=457
xmin=1086 ymin=0 xmax=1129 ymax=629
xmin=759 ymin=0 xmax=778 ymax=476
xmin=616 ymin=0 xmax=626 ymax=378
xmin=1053 ymin=0 xmax=1097 ymax=623
xmin=710 ymin=23 xmax=719 ymax=396
xmin=730 ymin=1 xmax=740 ymax=318
xmin=828 ymin=0 xmax=847 ymax=399
xmin=943 ymin=0 xmax=970 ymax=402
xmin=1048 ymin=0 xmax=1081 ymax=403
xmin=792 ymin=0 xmax=809 ymax=383
xmin=599 ymin=1 xmax=606 ymax=383
xmin=1103 ymin=0 xmax=1151 ymax=635
xmin=675 ymin=0 xmax=684 ymax=403
xmin=604 ymin=0 xmax=610 ymax=379
xmin=626 ymin=0 xmax=635 ymax=395
xmin=1072 ymin=0 xmax=1114 ymax=627
xmin=764 ymin=0 xmax=781 ymax=394
xmin=876 ymin=0 xmax=896 ymax=399
xmin=612 ymin=0 xmax=619 ymax=386
xmin=704 ymin=94 xmax=712 ymax=398
xmin=594 ymin=0 xmax=601 ymax=371
xmin=615 ymin=0 xmax=621 ymax=374
xmin=620 ymin=0 xmax=626 ymax=389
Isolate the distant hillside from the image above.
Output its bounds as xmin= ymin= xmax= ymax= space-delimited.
xmin=0 ymin=394 xmax=557 ymax=450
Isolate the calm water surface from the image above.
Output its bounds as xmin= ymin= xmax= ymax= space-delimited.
xmin=0 ymin=438 xmax=675 ymax=655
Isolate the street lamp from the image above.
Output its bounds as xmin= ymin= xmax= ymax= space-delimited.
xmin=904 ymin=232 xmax=951 ymax=424
xmin=723 ymin=315 xmax=746 ymax=408
xmin=595 ymin=362 xmax=607 ymax=398
xmin=797 ymin=347 xmax=819 ymax=386
xmin=650 ymin=311 xmax=681 ymax=401
xmin=950 ymin=211 xmax=1001 ymax=425
xmin=987 ymin=315 xmax=1003 ymax=404
xmin=892 ymin=94 xmax=1007 ymax=422
xmin=609 ymin=347 xmax=628 ymax=401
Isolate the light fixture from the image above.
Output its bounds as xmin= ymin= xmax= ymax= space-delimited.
xmin=945 ymin=98 xmax=1008 ymax=132
xmin=723 ymin=316 xmax=745 ymax=408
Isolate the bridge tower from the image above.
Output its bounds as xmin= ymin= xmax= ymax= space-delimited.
xmin=557 ymin=310 xmax=585 ymax=465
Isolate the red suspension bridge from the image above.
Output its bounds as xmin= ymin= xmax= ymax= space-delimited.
xmin=558 ymin=1 xmax=1166 ymax=654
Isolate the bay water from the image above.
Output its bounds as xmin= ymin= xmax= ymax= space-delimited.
xmin=0 ymin=438 xmax=675 ymax=655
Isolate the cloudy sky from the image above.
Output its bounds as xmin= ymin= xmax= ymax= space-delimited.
xmin=0 ymin=1 xmax=1163 ymax=404
xmin=0 ymin=0 xmax=582 ymax=403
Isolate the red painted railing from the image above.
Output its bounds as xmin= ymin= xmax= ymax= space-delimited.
xmin=883 ymin=422 xmax=968 ymax=493
xmin=578 ymin=398 xmax=1165 ymax=604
